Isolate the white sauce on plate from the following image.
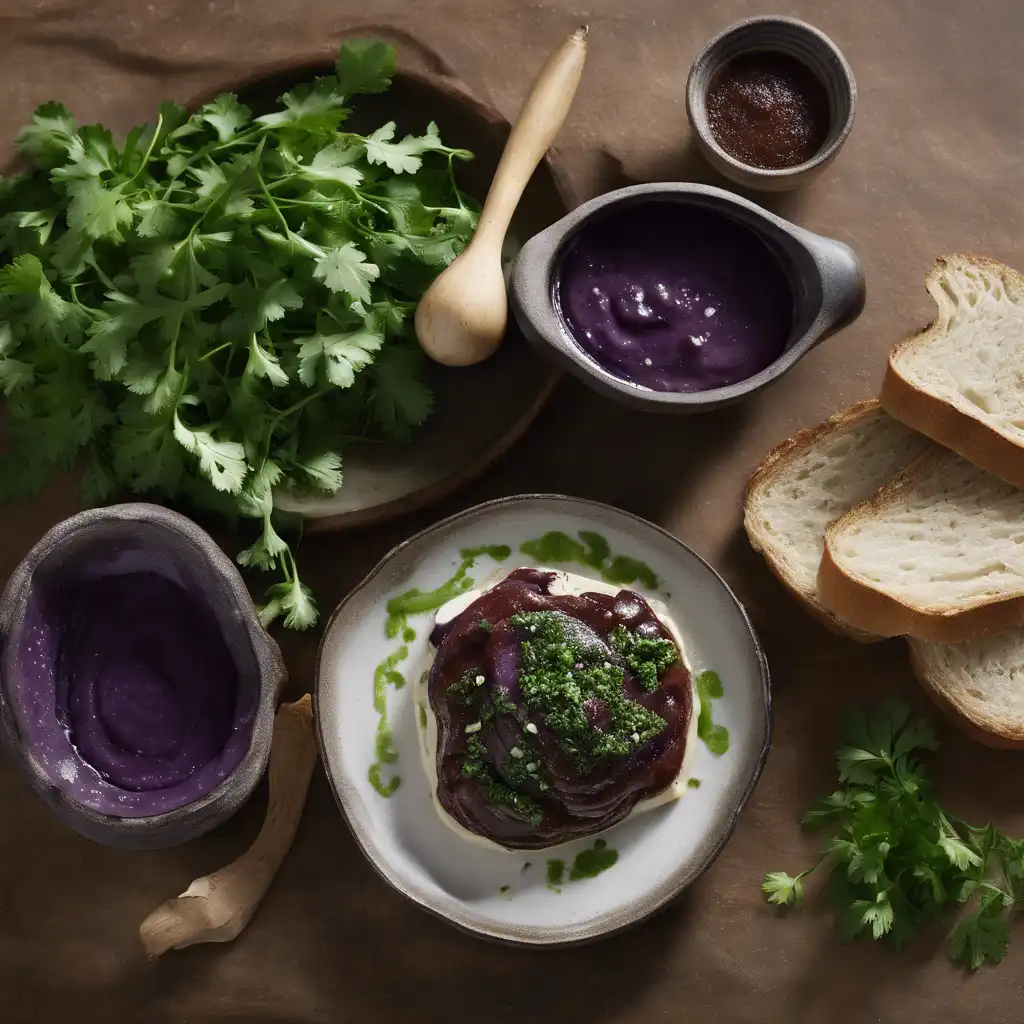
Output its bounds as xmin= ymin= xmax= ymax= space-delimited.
xmin=412 ymin=568 xmax=701 ymax=852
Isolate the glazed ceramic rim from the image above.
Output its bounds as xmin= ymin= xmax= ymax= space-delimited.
xmin=685 ymin=15 xmax=858 ymax=181
xmin=0 ymin=503 xmax=286 ymax=846
xmin=314 ymin=494 xmax=772 ymax=946
xmin=509 ymin=182 xmax=864 ymax=413
xmin=175 ymin=52 xmax=575 ymax=533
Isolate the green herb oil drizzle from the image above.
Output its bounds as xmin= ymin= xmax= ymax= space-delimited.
xmin=368 ymin=544 xmax=510 ymax=797
xmin=519 ymin=531 xmax=659 ymax=591
xmin=570 ymin=839 xmax=618 ymax=880
xmin=695 ymin=670 xmax=729 ymax=756
xmin=546 ymin=859 xmax=566 ymax=888
xmin=545 ymin=839 xmax=619 ymax=892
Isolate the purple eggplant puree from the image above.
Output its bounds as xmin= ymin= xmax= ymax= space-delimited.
xmin=11 ymin=564 xmax=256 ymax=817
xmin=556 ymin=202 xmax=794 ymax=392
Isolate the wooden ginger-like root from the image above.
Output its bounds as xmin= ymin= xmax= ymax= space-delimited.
xmin=139 ymin=694 xmax=317 ymax=959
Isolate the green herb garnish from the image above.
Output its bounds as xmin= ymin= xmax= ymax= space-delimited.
xmin=446 ymin=667 xmax=484 ymax=706
xmin=763 ymin=699 xmax=1024 ymax=971
xmin=609 ymin=623 xmax=678 ymax=691
xmin=0 ymin=38 xmax=478 ymax=629
xmin=511 ymin=610 xmax=667 ymax=770
xmin=461 ymin=734 xmax=543 ymax=826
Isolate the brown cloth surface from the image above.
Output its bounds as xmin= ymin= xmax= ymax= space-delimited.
xmin=2 ymin=0 xmax=1024 ymax=1020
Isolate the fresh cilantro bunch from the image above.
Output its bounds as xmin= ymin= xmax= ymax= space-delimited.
xmin=763 ymin=699 xmax=1024 ymax=970
xmin=0 ymin=38 xmax=478 ymax=628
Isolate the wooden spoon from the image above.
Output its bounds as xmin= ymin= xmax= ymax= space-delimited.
xmin=139 ymin=694 xmax=317 ymax=958
xmin=415 ymin=26 xmax=588 ymax=367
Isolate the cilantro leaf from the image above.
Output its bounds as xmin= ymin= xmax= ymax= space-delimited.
xmin=0 ymin=253 xmax=46 ymax=293
xmin=66 ymin=179 xmax=134 ymax=239
xmin=304 ymin=141 xmax=364 ymax=186
xmin=293 ymin=451 xmax=343 ymax=492
xmin=334 ymin=38 xmax=396 ymax=96
xmin=256 ymin=77 xmax=348 ymax=130
xmin=762 ymin=872 xmax=804 ymax=906
xmin=172 ymin=411 xmax=248 ymax=493
xmin=298 ymin=326 xmax=383 ymax=388
xmin=853 ymin=891 xmax=894 ymax=939
xmin=198 ymin=93 xmax=252 ymax=142
xmin=0 ymin=358 xmax=34 ymax=395
xmin=370 ymin=345 xmax=434 ymax=438
xmin=245 ymin=335 xmax=288 ymax=387
xmin=313 ymin=242 xmax=380 ymax=302
xmin=259 ymin=575 xmax=318 ymax=630
xmin=365 ymin=120 xmax=462 ymax=175
xmin=16 ymin=102 xmax=78 ymax=166
xmin=135 ymin=199 xmax=182 ymax=239
xmin=949 ymin=908 xmax=1011 ymax=971
xmin=939 ymin=834 xmax=983 ymax=871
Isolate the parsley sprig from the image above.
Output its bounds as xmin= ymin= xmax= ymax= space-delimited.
xmin=764 ymin=699 xmax=1024 ymax=970
xmin=0 ymin=38 xmax=478 ymax=628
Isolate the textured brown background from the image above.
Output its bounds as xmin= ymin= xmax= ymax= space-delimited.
xmin=2 ymin=0 xmax=1024 ymax=1021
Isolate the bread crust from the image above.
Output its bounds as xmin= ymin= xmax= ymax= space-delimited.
xmin=907 ymin=639 xmax=1024 ymax=749
xmin=743 ymin=400 xmax=883 ymax=643
xmin=817 ymin=451 xmax=1024 ymax=642
xmin=881 ymin=253 xmax=1024 ymax=489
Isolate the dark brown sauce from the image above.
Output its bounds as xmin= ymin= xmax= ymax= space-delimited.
xmin=428 ymin=569 xmax=692 ymax=850
xmin=706 ymin=51 xmax=831 ymax=170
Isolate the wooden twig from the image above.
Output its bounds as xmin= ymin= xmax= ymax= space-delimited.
xmin=139 ymin=694 xmax=317 ymax=958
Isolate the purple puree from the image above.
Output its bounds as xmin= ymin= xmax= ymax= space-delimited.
xmin=556 ymin=202 xmax=794 ymax=392
xmin=12 ymin=565 xmax=255 ymax=817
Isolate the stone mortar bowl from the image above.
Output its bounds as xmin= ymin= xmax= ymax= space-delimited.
xmin=0 ymin=503 xmax=286 ymax=849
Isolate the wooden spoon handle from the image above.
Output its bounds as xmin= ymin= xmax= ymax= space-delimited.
xmin=475 ymin=26 xmax=588 ymax=246
xmin=139 ymin=695 xmax=317 ymax=959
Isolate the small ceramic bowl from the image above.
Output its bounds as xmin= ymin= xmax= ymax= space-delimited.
xmin=509 ymin=182 xmax=864 ymax=413
xmin=686 ymin=16 xmax=857 ymax=191
xmin=0 ymin=504 xmax=286 ymax=849
xmin=316 ymin=495 xmax=770 ymax=945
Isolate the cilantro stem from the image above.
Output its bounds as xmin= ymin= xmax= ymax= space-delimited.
xmin=199 ymin=341 xmax=232 ymax=362
xmin=269 ymin=388 xmax=327 ymax=431
xmin=159 ymin=126 xmax=264 ymax=200
xmin=126 ymin=111 xmax=164 ymax=185
xmin=254 ymin=167 xmax=293 ymax=245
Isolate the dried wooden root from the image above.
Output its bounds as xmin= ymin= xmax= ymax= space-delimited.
xmin=139 ymin=694 xmax=317 ymax=958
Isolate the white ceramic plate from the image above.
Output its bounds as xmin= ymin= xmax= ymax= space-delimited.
xmin=315 ymin=495 xmax=770 ymax=945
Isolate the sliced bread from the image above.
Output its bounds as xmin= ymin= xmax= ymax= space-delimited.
xmin=744 ymin=400 xmax=934 ymax=640
xmin=908 ymin=632 xmax=1024 ymax=748
xmin=882 ymin=253 xmax=1024 ymax=489
xmin=818 ymin=448 xmax=1024 ymax=642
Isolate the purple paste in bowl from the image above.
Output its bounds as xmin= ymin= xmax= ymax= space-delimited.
xmin=555 ymin=201 xmax=794 ymax=393
xmin=0 ymin=504 xmax=285 ymax=848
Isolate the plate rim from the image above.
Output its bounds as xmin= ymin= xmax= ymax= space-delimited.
xmin=314 ymin=493 xmax=772 ymax=947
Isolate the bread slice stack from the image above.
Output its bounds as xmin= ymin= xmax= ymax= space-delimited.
xmin=744 ymin=253 xmax=1024 ymax=748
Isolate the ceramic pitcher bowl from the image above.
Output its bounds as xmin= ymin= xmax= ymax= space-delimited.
xmin=509 ymin=182 xmax=864 ymax=413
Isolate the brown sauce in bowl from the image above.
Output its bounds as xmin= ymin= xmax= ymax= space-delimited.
xmin=706 ymin=51 xmax=831 ymax=170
